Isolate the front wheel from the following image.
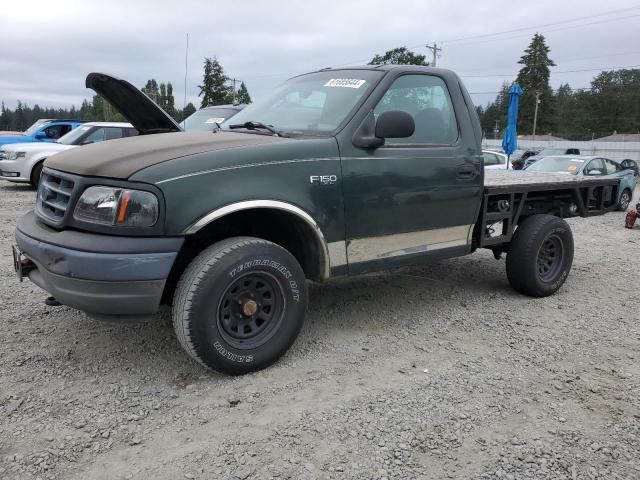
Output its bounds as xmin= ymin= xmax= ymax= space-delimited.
xmin=30 ymin=161 xmax=44 ymax=188
xmin=172 ymin=237 xmax=308 ymax=375
xmin=617 ymin=189 xmax=632 ymax=211
xmin=506 ymin=215 xmax=574 ymax=297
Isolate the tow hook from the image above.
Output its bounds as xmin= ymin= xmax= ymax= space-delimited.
xmin=45 ymin=296 xmax=62 ymax=307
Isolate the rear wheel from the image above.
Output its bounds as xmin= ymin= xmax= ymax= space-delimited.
xmin=172 ymin=237 xmax=307 ymax=375
xmin=506 ymin=215 xmax=574 ymax=297
xmin=618 ymin=189 xmax=632 ymax=211
xmin=30 ymin=161 xmax=44 ymax=188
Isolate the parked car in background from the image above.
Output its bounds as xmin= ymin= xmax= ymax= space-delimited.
xmin=181 ymin=105 xmax=245 ymax=132
xmin=511 ymin=149 xmax=540 ymax=169
xmin=0 ymin=122 xmax=137 ymax=187
xmin=620 ymin=159 xmax=639 ymax=178
xmin=0 ymin=119 xmax=87 ymax=146
xmin=526 ymin=155 xmax=636 ymax=210
xmin=482 ymin=150 xmax=508 ymax=169
xmin=523 ymin=148 xmax=580 ymax=168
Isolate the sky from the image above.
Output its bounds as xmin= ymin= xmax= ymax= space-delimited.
xmin=1 ymin=0 xmax=640 ymax=112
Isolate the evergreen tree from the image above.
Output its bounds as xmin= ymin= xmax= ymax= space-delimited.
xmin=166 ymin=82 xmax=175 ymax=117
xmin=92 ymin=95 xmax=104 ymax=121
xmin=14 ymin=101 xmax=26 ymax=130
xmin=515 ymin=33 xmax=556 ymax=134
xmin=159 ymin=83 xmax=167 ymax=109
xmin=181 ymin=102 xmax=197 ymax=121
xmin=142 ymin=79 xmax=160 ymax=102
xmin=369 ymin=47 xmax=429 ymax=66
xmin=236 ymin=82 xmax=252 ymax=104
xmin=198 ymin=57 xmax=233 ymax=107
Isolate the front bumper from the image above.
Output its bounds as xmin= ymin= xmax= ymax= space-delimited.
xmin=0 ymin=159 xmax=29 ymax=182
xmin=15 ymin=211 xmax=184 ymax=316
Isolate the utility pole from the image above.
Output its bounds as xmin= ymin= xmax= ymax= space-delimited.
xmin=494 ymin=120 xmax=499 ymax=139
xmin=426 ymin=43 xmax=442 ymax=67
xmin=532 ymin=91 xmax=541 ymax=139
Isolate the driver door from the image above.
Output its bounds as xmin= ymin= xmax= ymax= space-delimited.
xmin=338 ymin=73 xmax=482 ymax=273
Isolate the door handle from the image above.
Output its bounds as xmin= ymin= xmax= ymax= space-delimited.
xmin=456 ymin=164 xmax=476 ymax=179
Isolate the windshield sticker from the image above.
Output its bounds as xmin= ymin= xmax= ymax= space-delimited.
xmin=205 ymin=117 xmax=226 ymax=124
xmin=324 ymin=78 xmax=366 ymax=88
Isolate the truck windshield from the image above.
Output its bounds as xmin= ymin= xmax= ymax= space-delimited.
xmin=526 ymin=156 xmax=585 ymax=175
xmin=222 ymin=69 xmax=384 ymax=136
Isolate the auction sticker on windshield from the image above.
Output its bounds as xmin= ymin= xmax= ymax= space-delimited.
xmin=324 ymin=79 xmax=366 ymax=88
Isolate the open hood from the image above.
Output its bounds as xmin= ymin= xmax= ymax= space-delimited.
xmin=86 ymin=73 xmax=182 ymax=135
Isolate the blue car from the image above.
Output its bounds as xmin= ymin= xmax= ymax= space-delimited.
xmin=526 ymin=155 xmax=637 ymax=211
xmin=0 ymin=119 xmax=87 ymax=146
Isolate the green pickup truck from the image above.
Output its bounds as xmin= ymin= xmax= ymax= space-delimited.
xmin=13 ymin=66 xmax=620 ymax=374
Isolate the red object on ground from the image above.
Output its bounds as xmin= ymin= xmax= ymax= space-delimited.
xmin=625 ymin=205 xmax=639 ymax=229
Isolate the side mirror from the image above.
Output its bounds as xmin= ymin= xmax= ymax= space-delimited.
xmin=375 ymin=111 xmax=415 ymax=139
xmin=34 ymin=131 xmax=47 ymax=139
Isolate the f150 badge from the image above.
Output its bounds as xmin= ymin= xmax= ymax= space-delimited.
xmin=310 ymin=175 xmax=337 ymax=185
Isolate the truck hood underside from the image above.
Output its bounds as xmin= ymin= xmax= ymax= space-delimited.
xmin=44 ymin=132 xmax=290 ymax=179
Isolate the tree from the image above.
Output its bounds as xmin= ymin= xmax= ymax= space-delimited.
xmin=142 ymin=79 xmax=160 ymax=102
xmin=198 ymin=57 xmax=233 ymax=107
xmin=515 ymin=33 xmax=556 ymax=135
xmin=477 ymin=82 xmax=511 ymax=138
xmin=369 ymin=47 xmax=429 ymax=66
xmin=181 ymin=102 xmax=197 ymax=121
xmin=166 ymin=82 xmax=176 ymax=117
xmin=235 ymin=82 xmax=252 ymax=104
xmin=588 ymin=68 xmax=640 ymax=136
xmin=92 ymin=95 xmax=104 ymax=121
xmin=159 ymin=83 xmax=167 ymax=109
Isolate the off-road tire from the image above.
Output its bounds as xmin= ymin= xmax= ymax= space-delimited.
xmin=506 ymin=215 xmax=574 ymax=297
xmin=617 ymin=189 xmax=632 ymax=211
xmin=30 ymin=161 xmax=44 ymax=188
xmin=172 ymin=237 xmax=307 ymax=375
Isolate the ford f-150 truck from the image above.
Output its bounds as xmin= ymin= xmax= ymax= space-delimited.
xmin=13 ymin=67 xmax=621 ymax=375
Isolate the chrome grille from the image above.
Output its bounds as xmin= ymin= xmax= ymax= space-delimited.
xmin=36 ymin=170 xmax=76 ymax=223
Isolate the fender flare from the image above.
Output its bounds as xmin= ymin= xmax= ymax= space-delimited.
xmin=185 ymin=200 xmax=331 ymax=279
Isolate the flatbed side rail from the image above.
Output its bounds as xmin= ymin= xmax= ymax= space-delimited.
xmin=477 ymin=182 xmax=619 ymax=249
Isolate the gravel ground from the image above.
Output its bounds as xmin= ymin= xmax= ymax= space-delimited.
xmin=1 ymin=181 xmax=639 ymax=480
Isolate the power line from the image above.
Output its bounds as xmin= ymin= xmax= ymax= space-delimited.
xmin=460 ymin=63 xmax=640 ymax=78
xmin=424 ymin=6 xmax=640 ymax=46
xmin=469 ymin=83 xmax=640 ymax=95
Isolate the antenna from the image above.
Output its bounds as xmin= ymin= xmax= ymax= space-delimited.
xmin=182 ymin=32 xmax=189 ymax=124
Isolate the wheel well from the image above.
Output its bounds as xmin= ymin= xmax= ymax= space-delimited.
xmin=31 ymin=159 xmax=45 ymax=184
xmin=162 ymin=208 xmax=326 ymax=303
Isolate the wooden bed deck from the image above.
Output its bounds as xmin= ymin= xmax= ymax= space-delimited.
xmin=483 ymin=170 xmax=619 ymax=194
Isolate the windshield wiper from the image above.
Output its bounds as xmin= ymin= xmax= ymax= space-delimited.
xmin=228 ymin=121 xmax=289 ymax=137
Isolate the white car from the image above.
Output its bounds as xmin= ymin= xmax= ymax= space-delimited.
xmin=482 ymin=150 xmax=509 ymax=169
xmin=0 ymin=122 xmax=137 ymax=187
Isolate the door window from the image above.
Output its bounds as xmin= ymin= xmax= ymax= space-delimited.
xmin=83 ymin=128 xmax=107 ymax=144
xmin=104 ymin=127 xmax=124 ymax=140
xmin=374 ymin=75 xmax=458 ymax=145
xmin=584 ymin=158 xmax=605 ymax=175
xmin=43 ymin=124 xmax=70 ymax=139
xmin=604 ymin=159 xmax=621 ymax=174
xmin=483 ymin=152 xmax=500 ymax=165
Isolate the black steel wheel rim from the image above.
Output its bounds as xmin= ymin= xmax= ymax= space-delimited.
xmin=620 ymin=191 xmax=630 ymax=210
xmin=537 ymin=234 xmax=564 ymax=282
xmin=217 ymin=271 xmax=285 ymax=349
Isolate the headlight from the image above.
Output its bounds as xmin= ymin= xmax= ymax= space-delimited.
xmin=73 ymin=186 xmax=158 ymax=227
xmin=8 ymin=151 xmax=26 ymax=160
